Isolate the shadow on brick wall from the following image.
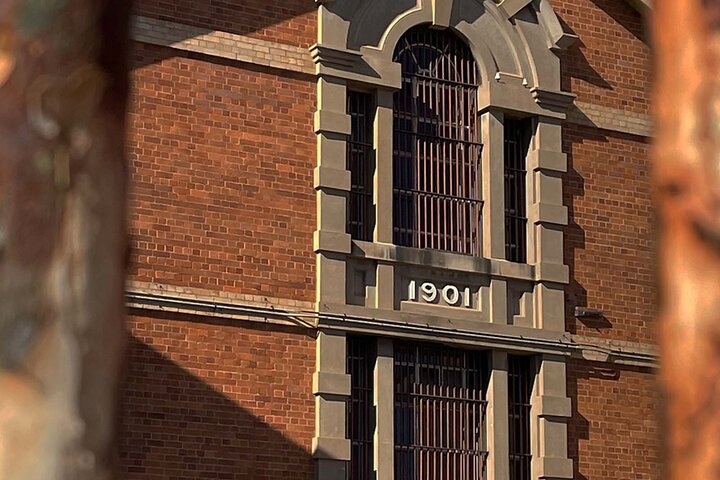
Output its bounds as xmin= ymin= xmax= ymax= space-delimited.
xmin=563 ymin=126 xmax=592 ymax=335
xmin=563 ymin=123 xmax=653 ymax=336
xmin=558 ymin=39 xmax=614 ymax=94
xmin=566 ymin=359 xmax=660 ymax=480
xmin=120 ymin=331 xmax=314 ymax=480
xmin=589 ymin=0 xmax=647 ymax=44
xmin=129 ymin=0 xmax=317 ymax=69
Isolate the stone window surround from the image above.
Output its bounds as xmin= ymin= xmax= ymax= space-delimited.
xmin=311 ymin=1 xmax=575 ymax=479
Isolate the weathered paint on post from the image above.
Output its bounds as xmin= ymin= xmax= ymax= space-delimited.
xmin=0 ymin=0 xmax=130 ymax=478
xmin=654 ymin=0 xmax=720 ymax=478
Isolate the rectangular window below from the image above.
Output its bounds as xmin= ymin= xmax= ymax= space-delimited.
xmin=509 ymin=355 xmax=534 ymax=480
xmin=394 ymin=342 xmax=488 ymax=480
xmin=347 ymin=336 xmax=375 ymax=480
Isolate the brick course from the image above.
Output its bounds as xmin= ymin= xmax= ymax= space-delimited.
xmin=128 ymin=42 xmax=316 ymax=302
xmin=134 ymin=0 xmax=316 ymax=48
xmin=131 ymin=16 xmax=315 ymax=75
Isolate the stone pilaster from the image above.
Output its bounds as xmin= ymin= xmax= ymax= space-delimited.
xmin=315 ymin=77 xmax=352 ymax=307
xmin=530 ymin=355 xmax=573 ymax=480
xmin=314 ymin=330 xmax=351 ymax=479
xmin=528 ymin=118 xmax=568 ymax=331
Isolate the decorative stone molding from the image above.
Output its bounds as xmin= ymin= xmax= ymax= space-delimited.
xmin=309 ymin=44 xmax=362 ymax=69
xmin=537 ymin=395 xmax=573 ymax=418
xmin=535 ymin=0 xmax=579 ymax=49
xmin=499 ymin=0 xmax=533 ymax=17
xmin=311 ymin=2 xmax=577 ymax=478
xmin=314 ymin=166 xmax=352 ymax=192
xmin=313 ymin=230 xmax=352 ymax=254
xmin=531 ymin=87 xmax=577 ymax=113
xmin=431 ymin=0 xmax=453 ymax=27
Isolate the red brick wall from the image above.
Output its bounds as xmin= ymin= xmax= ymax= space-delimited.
xmin=123 ymin=3 xmax=660 ymax=480
xmin=134 ymin=0 xmax=316 ymax=48
xmin=567 ymin=359 xmax=660 ymax=480
xmin=554 ymin=0 xmax=651 ymax=114
xmin=127 ymin=43 xmax=316 ymax=302
xmin=556 ymin=3 xmax=658 ymax=476
xmin=563 ymin=124 xmax=654 ymax=344
xmin=121 ymin=312 xmax=315 ymax=479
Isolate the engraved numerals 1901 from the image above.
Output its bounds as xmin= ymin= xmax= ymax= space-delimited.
xmin=407 ymin=280 xmax=471 ymax=308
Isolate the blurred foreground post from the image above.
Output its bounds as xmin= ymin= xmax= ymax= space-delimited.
xmin=654 ymin=0 xmax=720 ymax=478
xmin=0 ymin=0 xmax=130 ymax=478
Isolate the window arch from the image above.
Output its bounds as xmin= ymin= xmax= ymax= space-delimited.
xmin=392 ymin=26 xmax=482 ymax=255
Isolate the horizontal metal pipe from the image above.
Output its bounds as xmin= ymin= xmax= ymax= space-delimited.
xmin=126 ymin=290 xmax=658 ymax=367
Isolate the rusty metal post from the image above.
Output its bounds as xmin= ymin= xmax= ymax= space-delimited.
xmin=0 ymin=0 xmax=130 ymax=478
xmin=654 ymin=1 xmax=720 ymax=478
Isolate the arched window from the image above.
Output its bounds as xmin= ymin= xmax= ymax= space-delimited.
xmin=392 ymin=26 xmax=482 ymax=255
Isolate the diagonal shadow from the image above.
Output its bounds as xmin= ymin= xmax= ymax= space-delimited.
xmin=120 ymin=315 xmax=315 ymax=479
xmin=566 ymin=359 xmax=660 ymax=480
xmin=589 ymin=0 xmax=647 ymax=44
xmin=563 ymin=123 xmax=652 ymax=336
xmin=134 ymin=0 xmax=316 ymax=44
xmin=131 ymin=0 xmax=317 ymax=69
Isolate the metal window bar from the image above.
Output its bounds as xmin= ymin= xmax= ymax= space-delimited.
xmin=394 ymin=342 xmax=489 ymax=480
xmin=347 ymin=336 xmax=376 ymax=480
xmin=508 ymin=356 xmax=534 ymax=480
xmin=392 ymin=26 xmax=483 ymax=255
xmin=504 ymin=118 xmax=531 ymax=263
xmin=347 ymin=91 xmax=375 ymax=241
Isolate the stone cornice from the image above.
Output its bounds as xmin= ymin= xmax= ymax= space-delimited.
xmin=309 ymin=44 xmax=362 ymax=69
xmin=531 ymin=87 xmax=577 ymax=113
xmin=126 ymin=285 xmax=658 ymax=368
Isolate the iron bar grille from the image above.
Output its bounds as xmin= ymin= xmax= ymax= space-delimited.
xmin=347 ymin=336 xmax=375 ymax=480
xmin=504 ymin=118 xmax=531 ymax=263
xmin=394 ymin=342 xmax=488 ymax=480
xmin=508 ymin=355 xmax=534 ymax=480
xmin=392 ymin=27 xmax=483 ymax=255
xmin=347 ymin=91 xmax=375 ymax=241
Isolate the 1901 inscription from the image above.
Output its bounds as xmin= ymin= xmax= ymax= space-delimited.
xmin=407 ymin=280 xmax=472 ymax=308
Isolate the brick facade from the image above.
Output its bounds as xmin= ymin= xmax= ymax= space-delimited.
xmin=121 ymin=313 xmax=315 ymax=479
xmin=567 ymin=360 xmax=660 ymax=479
xmin=127 ymin=42 xmax=316 ymax=302
xmin=122 ymin=1 xmax=659 ymax=479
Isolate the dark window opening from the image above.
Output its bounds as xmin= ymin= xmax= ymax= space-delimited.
xmin=347 ymin=91 xmax=375 ymax=241
xmin=394 ymin=341 xmax=489 ymax=480
xmin=392 ymin=26 xmax=483 ymax=255
xmin=347 ymin=336 xmax=375 ymax=480
xmin=504 ymin=118 xmax=532 ymax=263
xmin=508 ymin=355 xmax=534 ymax=480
